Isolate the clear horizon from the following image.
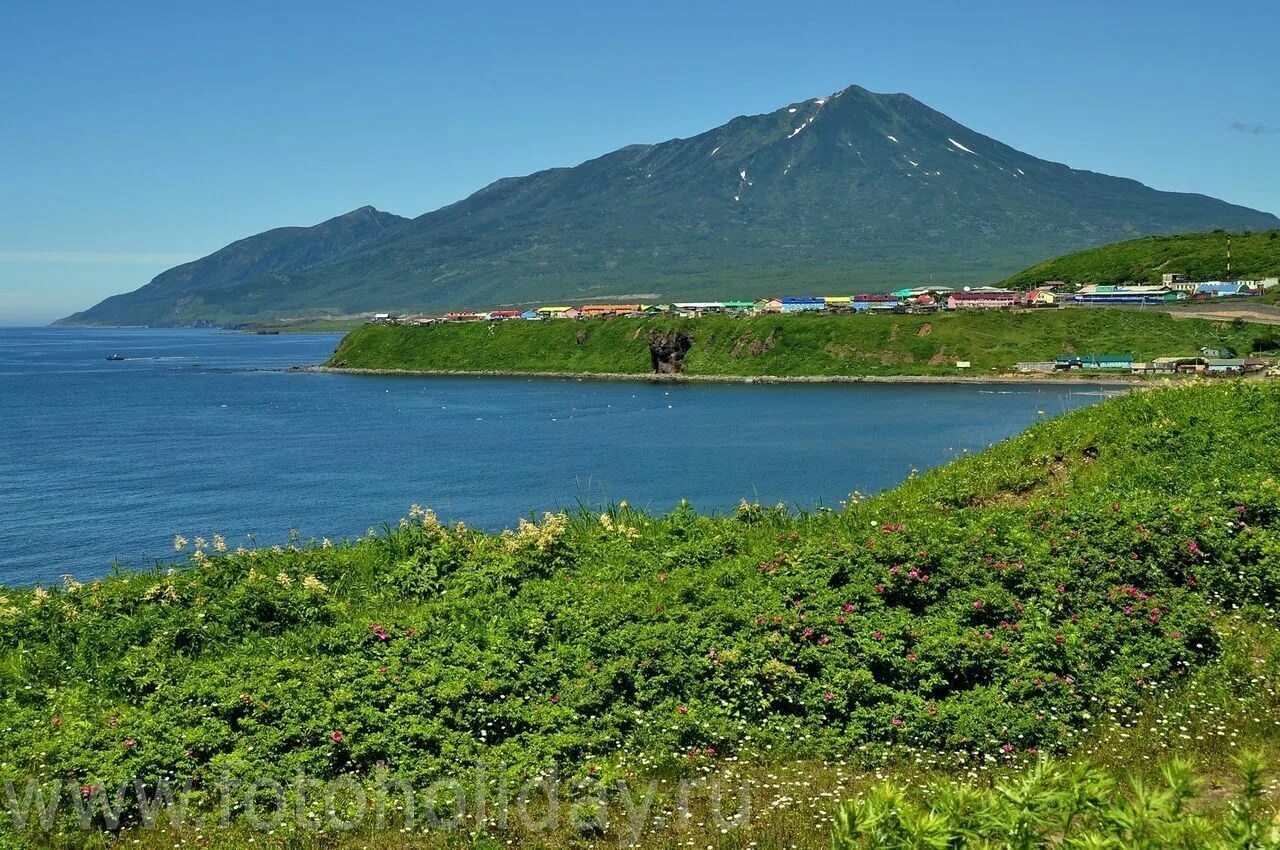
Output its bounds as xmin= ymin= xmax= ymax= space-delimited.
xmin=2 ymin=0 xmax=1278 ymax=325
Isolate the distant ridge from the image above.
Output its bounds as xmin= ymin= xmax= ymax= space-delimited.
xmin=60 ymin=84 xmax=1279 ymax=326
xmin=1001 ymin=230 xmax=1280 ymax=288
xmin=56 ymin=206 xmax=408 ymax=326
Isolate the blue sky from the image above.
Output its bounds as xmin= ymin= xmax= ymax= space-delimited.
xmin=2 ymin=0 xmax=1277 ymax=324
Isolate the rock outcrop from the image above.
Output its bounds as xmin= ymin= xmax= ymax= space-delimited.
xmin=648 ymin=330 xmax=693 ymax=374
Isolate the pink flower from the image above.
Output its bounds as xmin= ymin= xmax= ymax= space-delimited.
xmin=972 ymin=600 xmax=984 ymax=610
xmin=872 ymin=631 xmax=884 ymax=640
xmin=550 ymin=695 xmax=560 ymax=704
xmin=704 ymin=747 xmax=717 ymax=756
xmin=823 ymin=691 xmax=834 ymax=702
xmin=841 ymin=603 xmax=854 ymax=613
xmin=50 ymin=716 xmax=61 ymax=727
xmin=677 ymin=705 xmax=688 ymax=715
xmin=891 ymin=717 xmax=903 ymax=727
xmin=123 ymin=738 xmax=135 ymax=748
xmin=80 ymin=784 xmax=95 ymax=800
xmin=330 ymin=731 xmax=344 ymax=743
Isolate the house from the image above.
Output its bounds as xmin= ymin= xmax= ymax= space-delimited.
xmin=947 ymin=290 xmax=1018 ymax=310
xmin=487 ymin=310 xmax=523 ymax=321
xmin=780 ymin=297 xmax=825 ymax=313
xmin=1150 ymin=356 xmax=1203 ymax=373
xmin=444 ymin=312 xmax=486 ymax=322
xmin=1200 ymin=346 xmax=1234 ymax=359
xmin=371 ymin=313 xmax=393 ymax=323
xmin=723 ymin=301 xmax=757 ymax=314
xmin=823 ymin=296 xmax=853 ymax=312
xmin=1161 ymin=273 xmax=1200 ymax=293
xmin=758 ymin=298 xmax=783 ymax=313
xmin=852 ymin=294 xmax=900 ymax=312
xmin=519 ymin=309 xmax=541 ymax=320
xmin=1015 ymin=361 xmax=1057 ymax=373
xmin=643 ymin=304 xmax=672 ymax=315
xmin=673 ymin=302 xmax=727 ymax=316
xmin=1055 ymin=354 xmax=1134 ymax=371
xmin=1067 ymin=284 xmax=1181 ymax=305
xmin=1024 ymin=289 xmax=1056 ymax=306
xmin=906 ymin=294 xmax=938 ymax=313
xmin=580 ymin=304 xmax=641 ymax=317
xmin=537 ymin=306 xmax=574 ymax=319
xmin=563 ymin=307 xmax=583 ymax=319
xmin=1206 ymin=358 xmax=1247 ymax=375
xmin=1195 ymin=282 xmax=1255 ymax=298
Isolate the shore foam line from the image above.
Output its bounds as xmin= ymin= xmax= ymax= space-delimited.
xmin=296 ymin=365 xmax=1158 ymax=387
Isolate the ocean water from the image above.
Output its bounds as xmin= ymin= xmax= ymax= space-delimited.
xmin=0 ymin=327 xmax=1117 ymax=585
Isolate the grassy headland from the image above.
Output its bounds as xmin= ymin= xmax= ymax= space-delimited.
xmin=1001 ymin=230 xmax=1280 ymax=289
xmin=326 ymin=310 xmax=1277 ymax=378
xmin=5 ymin=382 xmax=1280 ymax=847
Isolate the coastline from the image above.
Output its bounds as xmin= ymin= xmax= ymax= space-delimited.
xmin=295 ymin=364 xmax=1153 ymax=387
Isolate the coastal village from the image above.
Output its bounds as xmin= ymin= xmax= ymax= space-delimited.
xmin=369 ymin=275 xmax=1280 ymax=377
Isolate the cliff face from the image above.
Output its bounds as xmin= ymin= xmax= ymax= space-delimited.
xmin=648 ymin=330 xmax=694 ymax=373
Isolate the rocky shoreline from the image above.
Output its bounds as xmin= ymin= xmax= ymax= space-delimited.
xmin=293 ymin=364 xmax=1155 ymax=387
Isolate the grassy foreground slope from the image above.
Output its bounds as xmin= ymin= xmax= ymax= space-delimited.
xmin=4 ymin=382 xmax=1280 ymax=847
xmin=328 ymin=310 xmax=1276 ymax=377
xmin=1002 ymin=230 xmax=1280 ymax=289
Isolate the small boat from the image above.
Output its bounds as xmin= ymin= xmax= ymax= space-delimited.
xmin=105 ymin=353 xmax=125 ymax=361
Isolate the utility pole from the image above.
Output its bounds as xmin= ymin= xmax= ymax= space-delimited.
xmin=1227 ymin=234 xmax=1233 ymax=279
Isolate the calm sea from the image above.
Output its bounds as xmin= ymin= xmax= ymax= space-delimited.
xmin=0 ymin=327 xmax=1116 ymax=585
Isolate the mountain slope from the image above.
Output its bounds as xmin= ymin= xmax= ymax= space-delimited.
xmin=61 ymin=85 xmax=1279 ymax=325
xmin=57 ymin=206 xmax=408 ymax=326
xmin=1001 ymin=230 xmax=1280 ymax=288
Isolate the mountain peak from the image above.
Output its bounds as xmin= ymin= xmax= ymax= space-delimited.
xmin=60 ymin=86 xmax=1279 ymax=326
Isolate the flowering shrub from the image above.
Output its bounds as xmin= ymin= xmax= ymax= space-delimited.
xmin=0 ymin=383 xmax=1279 ymax=834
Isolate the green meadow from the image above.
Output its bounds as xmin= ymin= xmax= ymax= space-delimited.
xmin=327 ymin=310 xmax=1277 ymax=378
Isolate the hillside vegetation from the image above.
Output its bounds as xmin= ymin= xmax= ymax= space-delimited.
xmin=328 ymin=311 xmax=1277 ymax=377
xmin=5 ymin=382 xmax=1280 ymax=847
xmin=1002 ymin=230 xmax=1280 ymax=289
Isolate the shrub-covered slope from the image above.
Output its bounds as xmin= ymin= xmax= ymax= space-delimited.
xmin=3 ymin=382 xmax=1280 ymax=837
xmin=328 ymin=311 xmax=1275 ymax=376
xmin=1002 ymin=230 xmax=1280 ymax=289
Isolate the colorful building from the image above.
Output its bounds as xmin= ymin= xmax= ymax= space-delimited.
xmin=852 ymin=294 xmax=900 ymax=312
xmin=947 ymin=290 xmax=1018 ymax=310
xmin=780 ymin=297 xmax=825 ymax=313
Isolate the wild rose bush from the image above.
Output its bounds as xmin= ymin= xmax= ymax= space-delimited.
xmin=0 ymin=382 xmax=1278 ymax=831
